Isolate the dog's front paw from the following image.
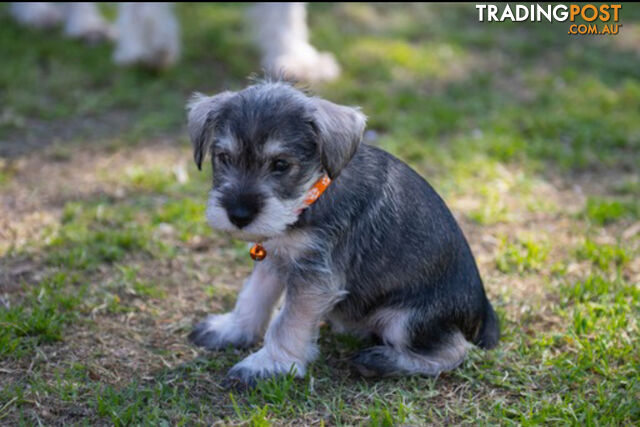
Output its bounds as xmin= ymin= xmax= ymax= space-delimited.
xmin=225 ymin=348 xmax=305 ymax=388
xmin=267 ymin=45 xmax=340 ymax=83
xmin=188 ymin=313 xmax=257 ymax=350
xmin=66 ymin=23 xmax=114 ymax=44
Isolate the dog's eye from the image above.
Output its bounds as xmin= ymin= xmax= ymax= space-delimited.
xmin=216 ymin=152 xmax=231 ymax=166
xmin=271 ymin=159 xmax=290 ymax=173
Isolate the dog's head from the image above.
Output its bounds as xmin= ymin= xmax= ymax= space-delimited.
xmin=187 ymin=81 xmax=366 ymax=241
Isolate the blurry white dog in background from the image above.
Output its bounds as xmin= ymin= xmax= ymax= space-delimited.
xmin=9 ymin=2 xmax=340 ymax=83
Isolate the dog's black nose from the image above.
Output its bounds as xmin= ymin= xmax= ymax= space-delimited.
xmin=227 ymin=204 xmax=258 ymax=228
xmin=221 ymin=189 xmax=263 ymax=229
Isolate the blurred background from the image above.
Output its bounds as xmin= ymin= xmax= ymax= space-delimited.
xmin=0 ymin=3 xmax=638 ymax=425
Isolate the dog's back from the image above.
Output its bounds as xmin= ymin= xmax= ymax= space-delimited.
xmin=299 ymin=144 xmax=500 ymax=376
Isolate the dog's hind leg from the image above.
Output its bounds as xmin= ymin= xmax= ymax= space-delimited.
xmin=351 ymin=308 xmax=469 ymax=377
xmin=351 ymin=332 xmax=469 ymax=377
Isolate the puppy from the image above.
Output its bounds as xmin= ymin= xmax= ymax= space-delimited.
xmin=187 ymin=81 xmax=499 ymax=385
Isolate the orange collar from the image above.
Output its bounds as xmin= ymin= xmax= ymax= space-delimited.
xmin=250 ymin=174 xmax=331 ymax=261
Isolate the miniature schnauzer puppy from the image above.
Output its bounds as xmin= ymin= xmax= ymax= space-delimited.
xmin=187 ymin=81 xmax=499 ymax=385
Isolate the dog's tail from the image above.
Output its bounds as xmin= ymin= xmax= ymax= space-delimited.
xmin=473 ymin=300 xmax=500 ymax=350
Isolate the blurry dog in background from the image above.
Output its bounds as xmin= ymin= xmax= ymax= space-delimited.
xmin=186 ymin=80 xmax=499 ymax=386
xmin=9 ymin=2 xmax=340 ymax=82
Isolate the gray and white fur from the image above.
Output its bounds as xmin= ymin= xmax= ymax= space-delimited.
xmin=187 ymin=81 xmax=499 ymax=386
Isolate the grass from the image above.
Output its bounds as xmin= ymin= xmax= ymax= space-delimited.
xmin=1 ymin=3 xmax=639 ymax=425
xmin=583 ymin=196 xmax=639 ymax=225
xmin=575 ymin=238 xmax=629 ymax=272
xmin=495 ymin=234 xmax=550 ymax=274
xmin=0 ymin=273 xmax=84 ymax=359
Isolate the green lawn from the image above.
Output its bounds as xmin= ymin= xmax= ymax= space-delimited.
xmin=0 ymin=3 xmax=638 ymax=425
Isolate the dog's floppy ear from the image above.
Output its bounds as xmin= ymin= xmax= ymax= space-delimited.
xmin=310 ymin=98 xmax=367 ymax=179
xmin=186 ymin=91 xmax=234 ymax=170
